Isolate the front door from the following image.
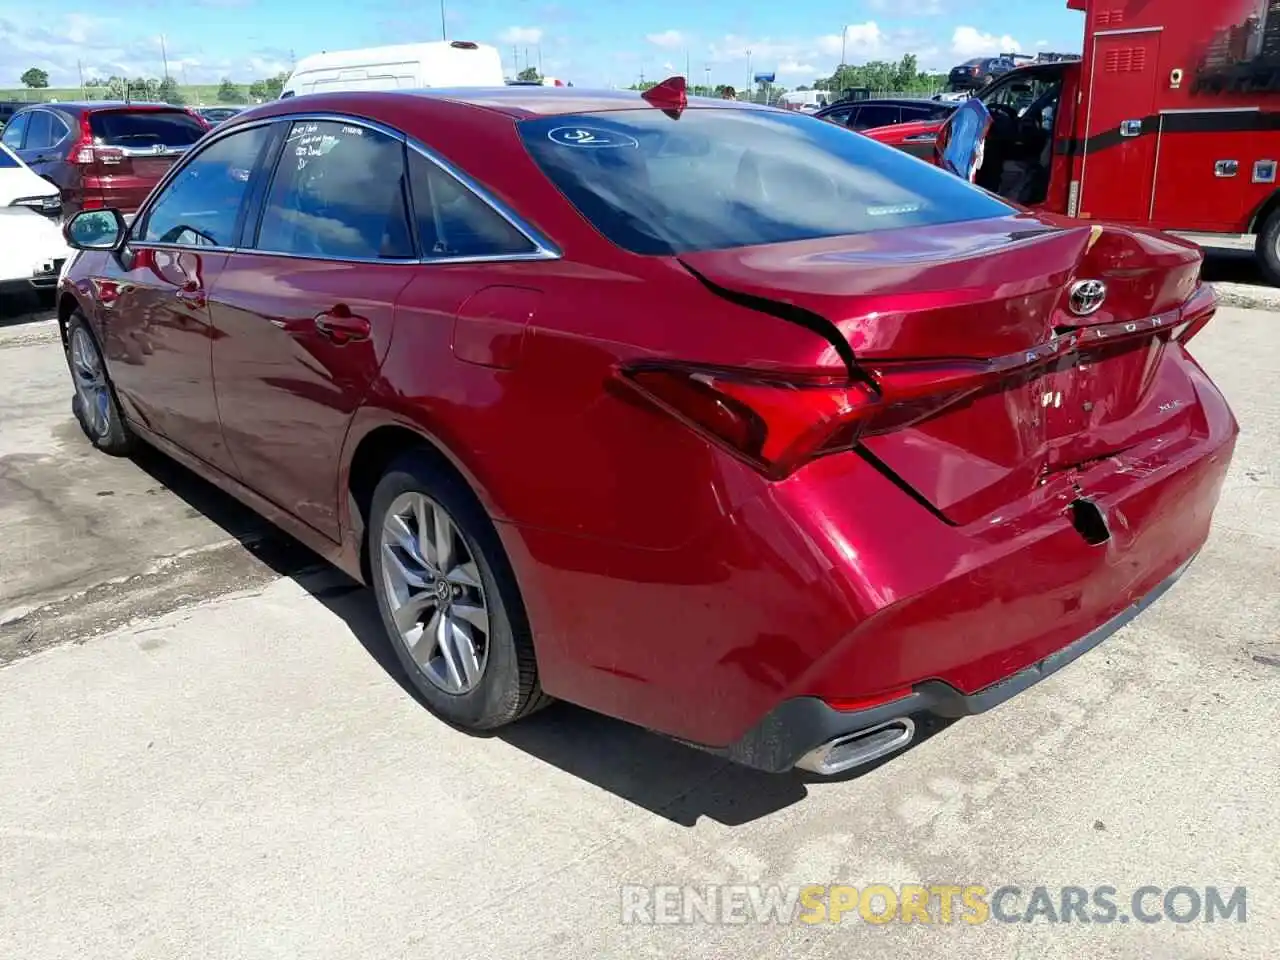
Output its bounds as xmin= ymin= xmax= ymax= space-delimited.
xmin=101 ymin=122 xmax=274 ymax=474
xmin=209 ymin=119 xmax=418 ymax=539
xmin=1078 ymin=31 xmax=1163 ymax=223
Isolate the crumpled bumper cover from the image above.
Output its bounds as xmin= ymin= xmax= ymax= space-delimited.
xmin=704 ymin=552 xmax=1196 ymax=774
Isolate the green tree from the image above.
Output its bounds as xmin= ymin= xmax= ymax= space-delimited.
xmin=157 ymin=76 xmax=183 ymax=104
xmin=217 ymin=79 xmax=243 ymax=103
xmin=517 ymin=66 xmax=541 ymax=82
xmin=105 ymin=76 xmax=128 ymax=100
xmin=248 ymin=72 xmax=288 ymax=101
xmin=20 ymin=67 xmax=49 ymax=89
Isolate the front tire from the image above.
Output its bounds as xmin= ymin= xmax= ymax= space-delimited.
xmin=368 ymin=451 xmax=550 ymax=730
xmin=66 ymin=311 xmax=134 ymax=456
xmin=1255 ymin=208 xmax=1280 ymax=287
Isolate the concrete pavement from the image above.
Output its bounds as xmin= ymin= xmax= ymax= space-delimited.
xmin=0 ymin=302 xmax=1276 ymax=959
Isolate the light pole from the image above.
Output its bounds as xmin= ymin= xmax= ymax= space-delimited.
xmin=439 ymin=0 xmax=447 ymax=41
xmin=746 ymin=49 xmax=752 ymax=99
xmin=704 ymin=63 xmax=710 ymax=93
xmin=841 ymin=25 xmax=848 ymax=69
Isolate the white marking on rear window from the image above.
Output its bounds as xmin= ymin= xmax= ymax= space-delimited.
xmin=547 ymin=126 xmax=639 ymax=148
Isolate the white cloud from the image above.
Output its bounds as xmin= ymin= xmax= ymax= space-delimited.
xmin=499 ymin=26 xmax=544 ymax=45
xmin=1036 ymin=40 xmax=1050 ymax=48
xmin=0 ymin=14 xmax=289 ymax=86
xmin=646 ymin=30 xmax=686 ymax=49
xmin=777 ymin=59 xmax=818 ymax=78
xmin=952 ymin=26 xmax=1022 ymax=58
xmin=816 ymin=22 xmax=886 ymax=60
xmin=662 ymin=61 xmax=675 ymax=72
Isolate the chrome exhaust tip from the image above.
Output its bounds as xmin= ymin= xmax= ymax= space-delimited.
xmin=794 ymin=717 xmax=915 ymax=776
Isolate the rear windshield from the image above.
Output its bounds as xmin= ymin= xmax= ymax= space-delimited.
xmin=89 ymin=110 xmax=205 ymax=148
xmin=518 ymin=108 xmax=1010 ymax=256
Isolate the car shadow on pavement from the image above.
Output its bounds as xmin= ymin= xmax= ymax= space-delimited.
xmin=129 ymin=442 xmax=958 ymax=828
xmin=0 ymin=292 xmax=55 ymax=326
xmin=291 ymin=575 xmax=960 ymax=827
xmin=1201 ymin=248 xmax=1262 ymax=286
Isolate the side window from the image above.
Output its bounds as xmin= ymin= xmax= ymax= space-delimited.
xmin=49 ymin=113 xmax=71 ymax=146
xmin=822 ymin=108 xmax=853 ymax=127
xmin=849 ymin=106 xmax=901 ymax=131
xmin=139 ymin=125 xmax=272 ymax=247
xmin=256 ymin=120 xmax=413 ymax=260
xmin=408 ymin=149 xmax=534 ymax=258
xmin=24 ymin=111 xmax=52 ymax=151
xmin=1 ymin=113 xmax=27 ymax=148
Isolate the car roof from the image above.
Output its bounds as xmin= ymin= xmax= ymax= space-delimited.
xmin=275 ymin=86 xmax=772 ymax=119
xmin=13 ymin=101 xmax=189 ymax=114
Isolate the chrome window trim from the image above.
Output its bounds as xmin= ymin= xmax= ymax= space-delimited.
xmin=129 ymin=241 xmax=238 ymax=255
xmin=126 ymin=110 xmax=562 ymax=265
xmin=403 ymin=139 xmax=560 ymax=262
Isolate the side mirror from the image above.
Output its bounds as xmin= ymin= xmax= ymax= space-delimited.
xmin=64 ymin=208 xmax=127 ymax=252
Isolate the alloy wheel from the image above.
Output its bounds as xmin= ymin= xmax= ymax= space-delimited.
xmin=70 ymin=326 xmax=110 ymax=439
xmin=379 ymin=491 xmax=490 ymax=695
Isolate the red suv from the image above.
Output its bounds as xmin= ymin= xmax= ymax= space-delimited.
xmin=0 ymin=102 xmax=207 ymax=218
xmin=55 ymin=86 xmax=1235 ymax=777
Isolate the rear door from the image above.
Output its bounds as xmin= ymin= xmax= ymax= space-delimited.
xmin=208 ymin=118 xmax=420 ymax=539
xmin=86 ymin=108 xmax=207 ymax=213
xmin=1078 ymin=30 xmax=1163 ymax=223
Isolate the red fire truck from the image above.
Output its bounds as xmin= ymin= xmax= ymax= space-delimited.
xmin=867 ymin=0 xmax=1280 ymax=282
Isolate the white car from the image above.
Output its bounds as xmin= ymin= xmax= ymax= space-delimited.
xmin=0 ymin=142 xmax=61 ymax=216
xmin=0 ymin=145 xmax=70 ymax=300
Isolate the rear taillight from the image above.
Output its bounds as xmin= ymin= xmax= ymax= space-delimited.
xmin=618 ymin=288 xmax=1214 ymax=481
xmin=617 ymin=361 xmax=985 ymax=480
xmin=68 ymin=113 xmax=124 ymax=166
xmin=1173 ymin=283 xmax=1217 ymax=345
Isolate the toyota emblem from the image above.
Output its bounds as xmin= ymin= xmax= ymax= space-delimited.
xmin=1068 ymin=279 xmax=1107 ymax=317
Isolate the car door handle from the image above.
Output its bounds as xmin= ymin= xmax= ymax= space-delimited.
xmin=313 ymin=308 xmax=371 ymax=344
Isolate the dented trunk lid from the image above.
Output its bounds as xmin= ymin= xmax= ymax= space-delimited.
xmin=678 ymin=215 xmax=1207 ymax=524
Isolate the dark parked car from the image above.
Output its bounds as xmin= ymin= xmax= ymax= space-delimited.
xmin=196 ymin=106 xmax=247 ymax=126
xmin=56 ymin=86 xmax=1235 ymax=777
xmin=948 ymin=56 xmax=1019 ymax=91
xmin=0 ymin=102 xmax=208 ymax=218
xmin=815 ymin=98 xmax=957 ymax=132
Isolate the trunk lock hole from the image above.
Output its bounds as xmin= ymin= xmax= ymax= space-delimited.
xmin=1070 ymin=498 xmax=1111 ymax=546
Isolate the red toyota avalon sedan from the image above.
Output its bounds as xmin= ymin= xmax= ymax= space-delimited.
xmin=56 ymin=81 xmax=1236 ymax=777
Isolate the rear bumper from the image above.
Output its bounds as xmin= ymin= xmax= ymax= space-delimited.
xmin=714 ymin=553 xmax=1195 ymax=773
xmin=502 ymin=345 xmax=1237 ymax=754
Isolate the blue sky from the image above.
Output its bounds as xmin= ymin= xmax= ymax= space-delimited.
xmin=1 ymin=0 xmax=1085 ymax=90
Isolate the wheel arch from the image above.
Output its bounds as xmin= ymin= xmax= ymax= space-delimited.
xmin=340 ymin=414 xmax=501 ymax=584
xmin=1247 ymin=189 xmax=1280 ymax=234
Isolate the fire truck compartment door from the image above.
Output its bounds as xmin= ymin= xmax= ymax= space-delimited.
xmin=1080 ymin=31 xmax=1163 ymax=223
xmin=1151 ymin=108 xmax=1262 ymax=232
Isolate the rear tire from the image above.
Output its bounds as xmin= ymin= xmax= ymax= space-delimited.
xmin=368 ymin=450 xmax=551 ymax=730
xmin=66 ymin=312 xmax=134 ymax=456
xmin=1255 ymin=208 xmax=1280 ymax=287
